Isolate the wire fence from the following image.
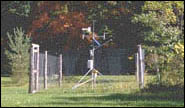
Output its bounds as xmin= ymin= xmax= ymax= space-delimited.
xmin=1 ymin=46 xmax=141 ymax=95
xmin=37 ymin=48 xmax=137 ymax=91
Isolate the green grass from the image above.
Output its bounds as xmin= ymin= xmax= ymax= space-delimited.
xmin=1 ymin=75 xmax=184 ymax=107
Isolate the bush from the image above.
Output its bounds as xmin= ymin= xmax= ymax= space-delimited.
xmin=5 ymin=27 xmax=31 ymax=86
xmin=161 ymin=55 xmax=184 ymax=87
xmin=132 ymin=1 xmax=184 ymax=88
xmin=145 ymin=52 xmax=184 ymax=87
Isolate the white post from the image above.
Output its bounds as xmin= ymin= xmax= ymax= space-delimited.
xmin=59 ymin=54 xmax=62 ymax=87
xmin=44 ymin=51 xmax=47 ymax=89
xmin=36 ymin=45 xmax=40 ymax=91
xmin=142 ymin=49 xmax=145 ymax=87
xmin=90 ymin=49 xmax=95 ymax=89
xmin=29 ymin=44 xmax=39 ymax=93
xmin=92 ymin=20 xmax=95 ymax=89
xmin=138 ymin=45 xmax=144 ymax=89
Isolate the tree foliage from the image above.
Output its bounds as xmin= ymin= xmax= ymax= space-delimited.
xmin=1 ymin=1 xmax=32 ymax=17
xmin=5 ymin=27 xmax=31 ymax=85
xmin=1 ymin=1 xmax=144 ymax=76
xmin=26 ymin=1 xmax=143 ymax=51
xmin=1 ymin=1 xmax=144 ymax=51
xmin=132 ymin=1 xmax=184 ymax=86
xmin=27 ymin=1 xmax=91 ymax=51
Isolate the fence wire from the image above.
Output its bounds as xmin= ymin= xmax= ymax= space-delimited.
xmin=37 ymin=48 xmax=137 ymax=91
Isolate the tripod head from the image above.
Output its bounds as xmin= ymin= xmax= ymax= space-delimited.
xmin=82 ymin=27 xmax=91 ymax=39
xmin=81 ymin=21 xmax=113 ymax=50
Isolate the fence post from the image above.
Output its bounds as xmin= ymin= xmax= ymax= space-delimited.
xmin=29 ymin=44 xmax=39 ymax=93
xmin=35 ymin=46 xmax=40 ymax=91
xmin=59 ymin=54 xmax=62 ymax=87
xmin=29 ymin=45 xmax=34 ymax=93
xmin=44 ymin=51 xmax=47 ymax=89
xmin=138 ymin=45 xmax=144 ymax=89
xmin=142 ymin=49 xmax=145 ymax=85
xmin=135 ymin=53 xmax=139 ymax=83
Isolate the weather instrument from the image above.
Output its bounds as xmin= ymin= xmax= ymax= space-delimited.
xmin=72 ymin=20 xmax=113 ymax=90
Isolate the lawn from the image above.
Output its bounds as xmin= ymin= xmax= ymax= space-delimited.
xmin=1 ymin=75 xmax=184 ymax=107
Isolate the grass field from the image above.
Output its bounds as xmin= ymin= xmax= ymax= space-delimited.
xmin=1 ymin=75 xmax=184 ymax=107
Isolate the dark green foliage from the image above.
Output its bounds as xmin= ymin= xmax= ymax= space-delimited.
xmin=1 ymin=1 xmax=33 ymax=17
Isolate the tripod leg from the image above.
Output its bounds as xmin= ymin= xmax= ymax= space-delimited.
xmin=97 ymin=71 xmax=103 ymax=76
xmin=94 ymin=73 xmax=97 ymax=88
xmin=78 ymin=69 xmax=92 ymax=83
xmin=92 ymin=72 xmax=98 ymax=89
xmin=72 ymin=78 xmax=93 ymax=90
xmin=92 ymin=73 xmax=94 ymax=89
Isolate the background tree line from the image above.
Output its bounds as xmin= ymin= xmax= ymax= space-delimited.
xmin=1 ymin=1 xmax=184 ymax=87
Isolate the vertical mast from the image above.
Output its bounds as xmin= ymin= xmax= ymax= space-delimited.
xmin=92 ymin=20 xmax=95 ymax=89
xmin=92 ymin=20 xmax=95 ymax=63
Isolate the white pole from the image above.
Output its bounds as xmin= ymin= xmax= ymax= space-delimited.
xmin=44 ymin=51 xmax=47 ymax=89
xmin=59 ymin=54 xmax=62 ymax=87
xmin=141 ymin=49 xmax=145 ymax=88
xmin=92 ymin=20 xmax=95 ymax=89
xmin=36 ymin=45 xmax=40 ymax=91
xmin=29 ymin=44 xmax=40 ymax=93
xmin=138 ymin=45 xmax=144 ymax=89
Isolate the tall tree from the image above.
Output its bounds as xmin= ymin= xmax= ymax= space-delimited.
xmin=1 ymin=1 xmax=145 ymax=53
xmin=27 ymin=1 xmax=144 ymax=51
xmin=132 ymin=1 xmax=184 ymax=86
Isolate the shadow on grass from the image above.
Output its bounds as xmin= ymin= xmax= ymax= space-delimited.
xmin=141 ymin=84 xmax=184 ymax=101
xmin=1 ymin=80 xmax=15 ymax=87
xmin=142 ymin=83 xmax=184 ymax=92
xmin=1 ymin=80 xmax=28 ymax=87
xmin=45 ymin=90 xmax=184 ymax=107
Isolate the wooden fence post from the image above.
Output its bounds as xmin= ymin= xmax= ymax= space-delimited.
xmin=29 ymin=44 xmax=39 ymax=94
xmin=29 ymin=45 xmax=34 ymax=93
xmin=35 ymin=46 xmax=40 ymax=91
xmin=138 ymin=45 xmax=144 ymax=89
xmin=44 ymin=51 xmax=47 ymax=89
xmin=59 ymin=54 xmax=62 ymax=87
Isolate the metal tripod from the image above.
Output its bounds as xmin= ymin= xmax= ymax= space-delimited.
xmin=72 ymin=20 xmax=111 ymax=90
xmin=72 ymin=49 xmax=103 ymax=90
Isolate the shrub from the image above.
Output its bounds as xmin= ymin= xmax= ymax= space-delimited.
xmin=161 ymin=55 xmax=184 ymax=86
xmin=5 ymin=27 xmax=31 ymax=85
xmin=132 ymin=1 xmax=184 ymax=87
